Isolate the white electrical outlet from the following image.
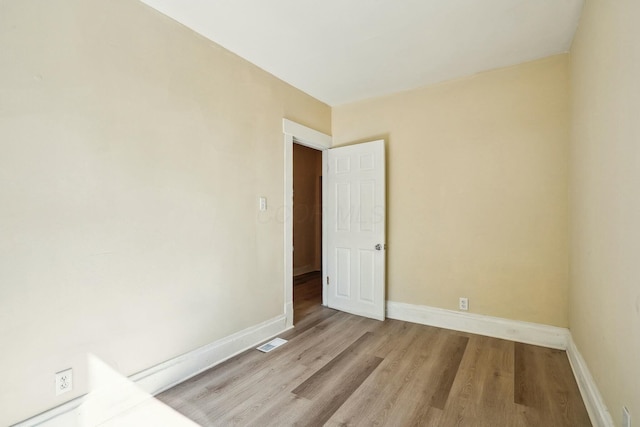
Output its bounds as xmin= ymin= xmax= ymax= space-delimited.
xmin=623 ymin=406 xmax=631 ymax=427
xmin=459 ymin=297 xmax=469 ymax=311
xmin=55 ymin=368 xmax=73 ymax=396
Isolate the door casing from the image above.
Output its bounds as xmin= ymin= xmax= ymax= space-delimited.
xmin=283 ymin=119 xmax=331 ymax=328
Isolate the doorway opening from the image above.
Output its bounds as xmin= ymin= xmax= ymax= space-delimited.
xmin=292 ymin=143 xmax=323 ymax=324
xmin=283 ymin=120 xmax=386 ymax=326
xmin=283 ymin=118 xmax=331 ymax=329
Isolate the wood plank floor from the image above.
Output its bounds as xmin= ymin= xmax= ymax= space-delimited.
xmin=158 ymin=275 xmax=590 ymax=426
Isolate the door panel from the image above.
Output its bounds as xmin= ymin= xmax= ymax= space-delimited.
xmin=326 ymin=140 xmax=386 ymax=320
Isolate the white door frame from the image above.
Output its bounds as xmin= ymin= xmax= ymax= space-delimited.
xmin=283 ymin=119 xmax=332 ymax=328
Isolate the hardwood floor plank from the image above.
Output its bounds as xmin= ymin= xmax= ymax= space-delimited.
xmin=439 ymin=336 xmax=518 ymax=427
xmin=257 ymin=394 xmax=313 ymax=427
xmin=159 ymin=312 xmax=353 ymax=415
xmin=292 ymin=332 xmax=375 ymax=398
xmin=331 ymin=326 xmax=466 ymax=426
xmin=327 ymin=322 xmax=435 ymax=426
xmin=383 ymin=330 xmax=464 ymax=425
xmin=545 ymin=348 xmax=591 ymax=426
xmin=201 ymin=365 xmax=311 ymax=426
xmin=429 ymin=334 xmax=469 ymax=409
xmin=243 ymin=329 xmax=387 ymax=426
xmin=159 ymin=296 xmax=592 ymax=427
xmin=289 ymin=315 xmax=379 ymax=369
xmin=216 ymin=370 xmax=313 ymax=425
xmin=293 ymin=272 xmax=323 ymax=324
xmin=294 ymin=354 xmax=383 ymax=426
xmin=514 ymin=342 xmax=544 ymax=407
xmin=475 ymin=338 xmax=519 ymax=427
xmin=514 ymin=343 xmax=591 ymax=426
xmin=282 ymin=306 xmax=338 ymax=340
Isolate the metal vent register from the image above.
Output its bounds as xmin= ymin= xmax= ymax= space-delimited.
xmin=256 ymin=338 xmax=288 ymax=353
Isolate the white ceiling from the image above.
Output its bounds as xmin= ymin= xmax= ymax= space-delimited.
xmin=139 ymin=0 xmax=583 ymax=106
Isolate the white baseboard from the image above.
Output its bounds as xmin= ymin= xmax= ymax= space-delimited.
xmin=293 ymin=265 xmax=316 ymax=277
xmin=386 ymin=301 xmax=570 ymax=350
xmin=14 ymin=314 xmax=290 ymax=427
xmin=566 ymin=336 xmax=614 ymax=427
xmin=131 ymin=314 xmax=289 ymax=395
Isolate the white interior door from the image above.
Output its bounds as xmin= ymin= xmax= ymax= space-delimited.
xmin=326 ymin=140 xmax=386 ymax=320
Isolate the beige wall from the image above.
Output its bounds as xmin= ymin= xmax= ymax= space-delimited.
xmin=0 ymin=0 xmax=330 ymax=424
xmin=293 ymin=144 xmax=322 ymax=275
xmin=333 ymin=55 xmax=570 ymax=327
xmin=570 ymin=0 xmax=640 ymax=424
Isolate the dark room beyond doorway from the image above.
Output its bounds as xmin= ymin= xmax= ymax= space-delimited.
xmin=292 ymin=143 xmax=323 ymax=324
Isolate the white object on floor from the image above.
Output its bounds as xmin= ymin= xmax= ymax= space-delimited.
xmin=257 ymin=338 xmax=288 ymax=353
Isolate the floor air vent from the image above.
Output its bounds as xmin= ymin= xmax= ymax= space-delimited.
xmin=257 ymin=337 xmax=287 ymax=353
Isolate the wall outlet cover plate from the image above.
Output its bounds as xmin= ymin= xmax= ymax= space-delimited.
xmin=55 ymin=368 xmax=73 ymax=396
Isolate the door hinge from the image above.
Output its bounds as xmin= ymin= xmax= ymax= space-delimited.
xmin=326 ymin=276 xmax=330 ymax=285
